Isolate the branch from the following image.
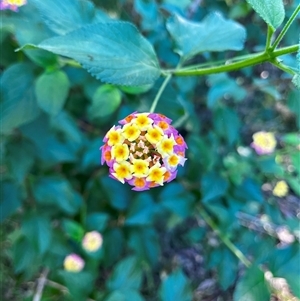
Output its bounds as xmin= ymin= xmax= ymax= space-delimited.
xmin=33 ymin=268 xmax=49 ymax=301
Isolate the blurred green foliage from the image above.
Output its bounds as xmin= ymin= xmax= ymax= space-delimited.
xmin=0 ymin=0 xmax=300 ymax=300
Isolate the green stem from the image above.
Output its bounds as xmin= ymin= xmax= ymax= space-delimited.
xmin=265 ymin=25 xmax=274 ymax=51
xmin=271 ymin=4 xmax=300 ymax=50
xmin=271 ymin=59 xmax=297 ymax=75
xmin=149 ymin=73 xmax=172 ymax=113
xmin=171 ymin=44 xmax=299 ymax=77
xmin=198 ymin=206 xmax=252 ymax=268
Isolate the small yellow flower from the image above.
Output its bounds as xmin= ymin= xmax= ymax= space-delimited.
xmin=156 ymin=135 xmax=177 ymax=157
xmin=64 ymin=254 xmax=84 ymax=272
xmin=122 ymin=123 xmax=141 ymax=141
xmin=146 ymin=163 xmax=166 ymax=186
xmin=82 ymin=231 xmax=103 ymax=253
xmin=145 ymin=125 xmax=164 ymax=145
xmin=111 ymin=143 xmax=129 ymax=162
xmin=132 ymin=113 xmax=153 ymax=130
xmin=251 ymin=132 xmax=276 ymax=155
xmin=167 ymin=154 xmax=180 ymax=167
xmin=106 ymin=126 xmax=124 ymax=146
xmin=273 ymin=180 xmax=289 ymax=197
xmin=130 ymin=159 xmax=149 ymax=178
xmin=112 ymin=161 xmax=133 ymax=183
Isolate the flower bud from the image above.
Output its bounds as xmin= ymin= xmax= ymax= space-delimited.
xmin=82 ymin=231 xmax=103 ymax=252
xmin=63 ymin=254 xmax=84 ymax=272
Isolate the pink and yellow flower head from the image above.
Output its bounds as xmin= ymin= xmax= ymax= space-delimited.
xmin=101 ymin=112 xmax=188 ymax=191
xmin=82 ymin=231 xmax=103 ymax=253
xmin=0 ymin=0 xmax=26 ymax=11
xmin=63 ymin=253 xmax=85 ymax=272
xmin=251 ymin=131 xmax=277 ymax=155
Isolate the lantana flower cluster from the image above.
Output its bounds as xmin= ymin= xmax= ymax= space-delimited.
xmin=251 ymin=131 xmax=277 ymax=155
xmin=100 ymin=112 xmax=187 ymax=191
xmin=0 ymin=0 xmax=26 ymax=11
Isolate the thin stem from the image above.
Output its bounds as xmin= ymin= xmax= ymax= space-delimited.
xmin=198 ymin=206 xmax=252 ymax=268
xmin=271 ymin=4 xmax=300 ymax=50
xmin=265 ymin=25 xmax=275 ymax=51
xmin=149 ymin=74 xmax=172 ymax=113
xmin=171 ymin=44 xmax=299 ymax=77
xmin=271 ymin=59 xmax=297 ymax=75
xmin=33 ymin=268 xmax=49 ymax=301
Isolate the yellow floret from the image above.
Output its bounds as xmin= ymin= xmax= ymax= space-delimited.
xmin=111 ymin=143 xmax=129 ymax=162
xmin=106 ymin=126 xmax=124 ymax=146
xmin=157 ymin=135 xmax=177 ymax=157
xmin=145 ymin=125 xmax=164 ymax=145
xmin=167 ymin=154 xmax=180 ymax=167
xmin=130 ymin=159 xmax=149 ymax=178
xmin=122 ymin=123 xmax=141 ymax=141
xmin=132 ymin=113 xmax=153 ymax=131
xmin=112 ymin=161 xmax=133 ymax=183
xmin=146 ymin=163 xmax=166 ymax=186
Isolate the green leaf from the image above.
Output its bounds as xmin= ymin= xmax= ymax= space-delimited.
xmin=213 ymin=107 xmax=241 ymax=145
xmin=166 ymin=13 xmax=246 ymax=61
xmin=62 ymin=219 xmax=85 ymax=242
xmin=128 ymin=228 xmax=160 ymax=266
xmin=12 ymin=236 xmax=37 ymax=274
xmin=35 ymin=70 xmax=70 ymax=116
xmin=100 ymin=177 xmax=129 ymax=210
xmin=207 ymin=74 xmax=247 ymax=108
xmin=287 ymin=89 xmax=300 ymax=128
xmin=293 ymin=37 xmax=300 ymax=89
xmin=268 ymin=245 xmax=300 ymax=298
xmin=22 ymin=214 xmax=52 ymax=255
xmin=245 ymin=0 xmax=285 ymax=30
xmin=86 ymin=212 xmax=109 ymax=232
xmin=159 ymin=183 xmax=194 ymax=218
xmin=217 ymin=248 xmax=238 ymax=290
xmin=35 ymin=22 xmax=161 ymax=86
xmin=6 ymin=139 xmax=35 ymax=183
xmin=0 ymin=181 xmax=21 ymax=223
xmin=234 ymin=266 xmax=270 ymax=301
xmin=31 ymin=0 xmax=97 ymax=35
xmin=0 ymin=63 xmax=40 ymax=134
xmin=125 ymin=193 xmax=156 ymax=226
xmin=159 ymin=269 xmax=193 ymax=301
xmin=59 ymin=271 xmax=95 ymax=301
xmin=88 ymin=85 xmax=122 ymax=119
xmin=107 ymin=256 xmax=142 ymax=291
xmin=105 ymin=290 xmax=145 ymax=301
xmin=103 ymin=228 xmax=124 ymax=266
xmin=33 ymin=177 xmax=83 ymax=215
xmin=201 ymin=172 xmax=229 ymax=203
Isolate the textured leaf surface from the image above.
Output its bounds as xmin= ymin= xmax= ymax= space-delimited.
xmin=107 ymin=256 xmax=142 ymax=291
xmin=37 ymin=23 xmax=161 ymax=86
xmin=159 ymin=269 xmax=193 ymax=301
xmin=166 ymin=13 xmax=246 ymax=61
xmin=234 ymin=266 xmax=269 ymax=301
xmin=31 ymin=0 xmax=97 ymax=35
xmin=0 ymin=63 xmax=40 ymax=133
xmin=88 ymin=85 xmax=122 ymax=119
xmin=35 ymin=70 xmax=70 ymax=115
xmin=246 ymin=0 xmax=285 ymax=29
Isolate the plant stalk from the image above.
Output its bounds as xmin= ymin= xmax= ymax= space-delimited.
xmin=271 ymin=4 xmax=300 ymax=50
xmin=170 ymin=44 xmax=299 ymax=77
xmin=198 ymin=206 xmax=252 ymax=268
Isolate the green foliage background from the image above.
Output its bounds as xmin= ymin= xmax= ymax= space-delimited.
xmin=0 ymin=0 xmax=299 ymax=300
